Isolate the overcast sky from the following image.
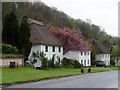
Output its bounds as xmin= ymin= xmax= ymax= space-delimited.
xmin=39 ymin=0 xmax=119 ymax=37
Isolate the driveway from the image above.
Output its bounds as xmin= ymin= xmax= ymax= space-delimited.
xmin=7 ymin=70 xmax=118 ymax=88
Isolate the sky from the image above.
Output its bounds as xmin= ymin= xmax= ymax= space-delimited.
xmin=38 ymin=0 xmax=119 ymax=37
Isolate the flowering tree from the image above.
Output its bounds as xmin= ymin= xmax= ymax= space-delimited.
xmin=45 ymin=24 xmax=91 ymax=54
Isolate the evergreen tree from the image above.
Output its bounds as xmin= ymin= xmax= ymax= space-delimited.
xmin=2 ymin=12 xmax=19 ymax=46
xmin=18 ymin=20 xmax=31 ymax=59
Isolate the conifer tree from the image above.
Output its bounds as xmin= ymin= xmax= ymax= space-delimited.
xmin=18 ymin=20 xmax=31 ymax=59
xmin=2 ymin=12 xmax=19 ymax=47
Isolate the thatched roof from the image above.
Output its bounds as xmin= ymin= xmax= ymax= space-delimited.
xmin=92 ymin=40 xmax=110 ymax=54
xmin=29 ymin=22 xmax=63 ymax=46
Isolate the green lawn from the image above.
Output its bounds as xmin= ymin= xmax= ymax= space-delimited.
xmin=0 ymin=66 xmax=117 ymax=85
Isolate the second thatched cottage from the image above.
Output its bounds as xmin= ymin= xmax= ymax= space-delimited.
xmin=92 ymin=40 xmax=110 ymax=66
xmin=27 ymin=18 xmax=63 ymax=68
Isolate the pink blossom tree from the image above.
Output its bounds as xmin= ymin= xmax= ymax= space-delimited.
xmin=45 ymin=24 xmax=91 ymax=54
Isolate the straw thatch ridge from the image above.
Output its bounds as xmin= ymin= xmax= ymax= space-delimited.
xmin=92 ymin=40 xmax=110 ymax=54
xmin=30 ymin=23 xmax=63 ymax=46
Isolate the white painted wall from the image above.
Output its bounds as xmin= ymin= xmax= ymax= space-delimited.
xmin=0 ymin=58 xmax=24 ymax=68
xmin=95 ymin=54 xmax=110 ymax=66
xmin=28 ymin=44 xmax=63 ymax=67
xmin=63 ymin=51 xmax=91 ymax=66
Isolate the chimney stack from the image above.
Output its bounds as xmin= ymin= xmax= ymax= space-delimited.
xmin=23 ymin=16 xmax=43 ymax=26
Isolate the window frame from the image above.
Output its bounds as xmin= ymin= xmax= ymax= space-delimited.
xmin=59 ymin=46 xmax=61 ymax=52
xmin=53 ymin=46 xmax=55 ymax=52
xmin=45 ymin=46 xmax=48 ymax=52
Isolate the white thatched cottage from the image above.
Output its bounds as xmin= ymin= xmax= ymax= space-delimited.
xmin=63 ymin=42 xmax=91 ymax=66
xmin=27 ymin=18 xmax=63 ymax=68
xmin=92 ymin=40 xmax=110 ymax=66
xmin=64 ymin=50 xmax=91 ymax=66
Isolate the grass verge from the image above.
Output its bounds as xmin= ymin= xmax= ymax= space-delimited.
xmin=0 ymin=67 xmax=113 ymax=85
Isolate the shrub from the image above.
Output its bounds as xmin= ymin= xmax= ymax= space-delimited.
xmin=74 ymin=60 xmax=82 ymax=68
xmin=81 ymin=68 xmax=84 ymax=73
xmin=61 ymin=58 xmax=70 ymax=66
xmin=110 ymin=57 xmax=115 ymax=66
xmin=88 ymin=68 xmax=91 ymax=72
xmin=48 ymin=54 xmax=55 ymax=68
xmin=24 ymin=62 xmax=35 ymax=68
xmin=55 ymin=57 xmax=61 ymax=68
xmin=2 ymin=43 xmax=18 ymax=54
xmin=40 ymin=52 xmax=48 ymax=70
xmin=70 ymin=59 xmax=75 ymax=66
xmin=61 ymin=58 xmax=82 ymax=68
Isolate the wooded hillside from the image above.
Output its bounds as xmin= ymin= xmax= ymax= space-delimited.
xmin=2 ymin=2 xmax=119 ymax=48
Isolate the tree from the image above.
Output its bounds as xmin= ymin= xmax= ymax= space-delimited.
xmin=90 ymin=45 xmax=96 ymax=65
xmin=111 ymin=44 xmax=120 ymax=57
xmin=110 ymin=57 xmax=115 ymax=66
xmin=18 ymin=20 xmax=31 ymax=59
xmin=69 ymin=19 xmax=76 ymax=29
xmin=2 ymin=12 xmax=19 ymax=47
xmin=45 ymin=24 xmax=91 ymax=54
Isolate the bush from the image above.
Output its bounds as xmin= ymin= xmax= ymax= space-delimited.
xmin=110 ymin=57 xmax=115 ymax=66
xmin=74 ymin=60 xmax=82 ymax=68
xmin=48 ymin=54 xmax=55 ymax=68
xmin=24 ymin=62 xmax=35 ymax=68
xmin=55 ymin=57 xmax=61 ymax=68
xmin=61 ymin=58 xmax=82 ymax=68
xmin=40 ymin=52 xmax=48 ymax=70
xmin=81 ymin=68 xmax=84 ymax=73
xmin=2 ymin=43 xmax=18 ymax=54
xmin=61 ymin=58 xmax=70 ymax=66
xmin=88 ymin=68 xmax=91 ymax=72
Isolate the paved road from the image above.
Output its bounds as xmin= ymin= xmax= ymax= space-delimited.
xmin=8 ymin=71 xmax=118 ymax=88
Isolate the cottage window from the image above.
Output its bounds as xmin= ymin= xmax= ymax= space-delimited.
xmin=59 ymin=46 xmax=61 ymax=52
xmin=81 ymin=60 xmax=83 ymax=64
xmin=88 ymin=59 xmax=89 ymax=65
xmin=53 ymin=46 xmax=55 ymax=52
xmin=81 ymin=52 xmax=83 ymax=55
xmin=45 ymin=46 xmax=48 ymax=52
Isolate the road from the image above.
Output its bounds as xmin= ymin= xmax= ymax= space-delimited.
xmin=7 ymin=70 xmax=118 ymax=88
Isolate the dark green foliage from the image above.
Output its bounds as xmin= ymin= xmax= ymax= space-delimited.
xmin=61 ymin=58 xmax=82 ymax=68
xmin=88 ymin=68 xmax=91 ymax=73
xmin=111 ymin=44 xmax=120 ymax=57
xmin=74 ymin=60 xmax=82 ymax=68
xmin=55 ymin=56 xmax=61 ymax=68
xmin=110 ymin=57 xmax=115 ymax=66
xmin=2 ymin=12 xmax=19 ymax=47
xmin=81 ymin=68 xmax=84 ymax=73
xmin=24 ymin=62 xmax=35 ymax=68
xmin=39 ymin=52 xmax=48 ymax=70
xmin=61 ymin=58 xmax=70 ymax=66
xmin=32 ymin=52 xmax=37 ymax=58
xmin=2 ymin=43 xmax=18 ymax=54
xmin=2 ymin=2 xmax=118 ymax=49
xmin=33 ymin=59 xmax=37 ymax=64
xmin=90 ymin=45 xmax=96 ymax=65
xmin=18 ymin=20 xmax=31 ymax=59
xmin=48 ymin=54 xmax=55 ymax=68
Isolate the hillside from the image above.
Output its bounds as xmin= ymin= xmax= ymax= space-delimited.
xmin=2 ymin=2 xmax=119 ymax=47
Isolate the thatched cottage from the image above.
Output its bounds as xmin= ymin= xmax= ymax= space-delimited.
xmin=92 ymin=40 xmax=110 ymax=66
xmin=27 ymin=18 xmax=63 ymax=68
xmin=63 ymin=43 xmax=91 ymax=66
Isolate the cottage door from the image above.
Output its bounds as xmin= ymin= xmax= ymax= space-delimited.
xmin=84 ymin=60 xmax=86 ymax=66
